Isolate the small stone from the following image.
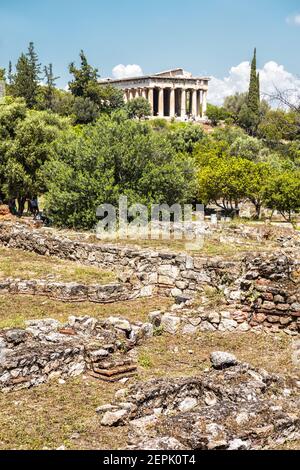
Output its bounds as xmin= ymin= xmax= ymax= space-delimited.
xmin=219 ymin=319 xmax=238 ymax=332
xmin=208 ymin=312 xmax=220 ymax=324
xmin=228 ymin=439 xmax=250 ymax=450
xmin=236 ymin=412 xmax=249 ymax=425
xmin=161 ymin=314 xmax=181 ymax=335
xmin=58 ymin=379 xmax=66 ymax=385
xmin=115 ymin=388 xmax=128 ymax=400
xmin=237 ymin=322 xmax=250 ymax=332
xmin=200 ymin=321 xmax=216 ymax=332
xmin=210 ymin=351 xmax=238 ymax=370
xmin=182 ymin=324 xmax=198 ymax=335
xmin=96 ymin=404 xmax=118 ymax=413
xmin=148 ymin=311 xmax=162 ymax=327
xmin=108 ymin=317 xmax=131 ymax=332
xmin=204 ymin=392 xmax=217 ymax=407
xmin=101 ymin=409 xmax=128 ymax=426
xmin=178 ymin=397 xmax=198 ymax=413
xmin=5 ymin=330 xmax=26 ymax=345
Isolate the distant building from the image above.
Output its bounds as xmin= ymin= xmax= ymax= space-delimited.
xmin=100 ymin=68 xmax=210 ymax=120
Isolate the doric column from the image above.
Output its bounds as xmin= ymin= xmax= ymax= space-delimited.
xmin=129 ymin=89 xmax=134 ymax=100
xmin=148 ymin=88 xmax=154 ymax=115
xmin=202 ymin=90 xmax=207 ymax=117
xmin=135 ymin=88 xmax=140 ymax=98
xmin=123 ymin=89 xmax=128 ymax=103
xmin=170 ymin=88 xmax=175 ymax=117
xmin=142 ymin=88 xmax=147 ymax=99
xmin=181 ymin=89 xmax=186 ymax=117
xmin=158 ymin=88 xmax=164 ymax=117
xmin=191 ymin=89 xmax=197 ymax=117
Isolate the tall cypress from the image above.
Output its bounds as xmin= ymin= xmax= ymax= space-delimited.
xmin=247 ymin=48 xmax=260 ymax=115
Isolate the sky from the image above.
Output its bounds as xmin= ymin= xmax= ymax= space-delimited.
xmin=0 ymin=0 xmax=299 ymax=104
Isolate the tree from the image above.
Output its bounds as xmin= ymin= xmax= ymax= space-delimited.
xmin=258 ymin=109 xmax=300 ymax=143
xmin=229 ymin=135 xmax=268 ymax=162
xmin=13 ymin=43 xmax=41 ymax=108
xmin=167 ymin=123 xmax=205 ymax=154
xmin=0 ymin=68 xmax=5 ymax=81
xmin=43 ymin=63 xmax=59 ymax=109
xmin=2 ymin=105 xmax=67 ymax=215
xmin=248 ymin=48 xmax=260 ymax=116
xmin=126 ymin=97 xmax=151 ymax=120
xmin=85 ymin=82 xmax=125 ymax=113
xmin=197 ymin=156 xmax=250 ymax=215
xmin=68 ymin=50 xmax=99 ymax=97
xmin=243 ymin=161 xmax=273 ymax=219
xmin=206 ymin=104 xmax=229 ymax=126
xmin=43 ymin=116 xmax=196 ymax=229
xmin=263 ymin=170 xmax=300 ymax=222
xmin=8 ymin=61 xmax=13 ymax=85
xmin=223 ymin=92 xmax=248 ymax=122
xmin=233 ymin=49 xmax=261 ymax=135
xmin=72 ymin=96 xmax=99 ymax=124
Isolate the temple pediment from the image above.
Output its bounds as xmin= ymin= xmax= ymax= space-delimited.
xmin=154 ymin=68 xmax=192 ymax=78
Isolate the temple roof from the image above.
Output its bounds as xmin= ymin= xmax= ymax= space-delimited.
xmin=100 ymin=68 xmax=210 ymax=84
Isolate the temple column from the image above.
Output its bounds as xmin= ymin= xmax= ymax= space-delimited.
xmin=191 ymin=89 xmax=197 ymax=117
xmin=202 ymin=90 xmax=207 ymax=117
xmin=123 ymin=89 xmax=128 ymax=103
xmin=158 ymin=88 xmax=164 ymax=117
xmin=148 ymin=88 xmax=154 ymax=115
xmin=141 ymin=88 xmax=147 ymax=99
xmin=129 ymin=89 xmax=134 ymax=100
xmin=181 ymin=89 xmax=186 ymax=117
xmin=135 ymin=88 xmax=140 ymax=98
xmin=197 ymin=90 xmax=201 ymax=117
xmin=170 ymin=88 xmax=175 ymax=117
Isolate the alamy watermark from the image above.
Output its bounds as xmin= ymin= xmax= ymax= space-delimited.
xmin=96 ymin=196 xmax=206 ymax=250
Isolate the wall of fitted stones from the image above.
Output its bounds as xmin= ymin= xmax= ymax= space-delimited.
xmin=0 ymin=316 xmax=153 ymax=392
xmin=0 ymin=223 xmax=299 ymax=332
xmin=0 ymin=223 xmax=243 ymax=299
xmin=0 ymin=278 xmax=146 ymax=303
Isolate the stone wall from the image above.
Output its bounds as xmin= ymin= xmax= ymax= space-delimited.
xmin=0 ymin=222 xmax=299 ymax=333
xmin=0 ymin=222 xmax=242 ymax=300
xmin=0 ymin=315 xmax=153 ymax=392
xmin=0 ymin=278 xmax=146 ymax=303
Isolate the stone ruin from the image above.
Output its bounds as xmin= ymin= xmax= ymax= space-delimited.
xmin=0 ymin=222 xmax=299 ymax=334
xmin=0 ymin=315 xmax=153 ymax=392
xmin=97 ymin=352 xmax=300 ymax=450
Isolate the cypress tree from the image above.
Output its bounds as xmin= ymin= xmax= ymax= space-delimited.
xmin=257 ymin=72 xmax=260 ymax=102
xmin=247 ymin=48 xmax=260 ymax=115
xmin=8 ymin=61 xmax=14 ymax=85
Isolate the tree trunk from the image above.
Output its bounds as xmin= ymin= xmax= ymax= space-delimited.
xmin=17 ymin=197 xmax=26 ymax=217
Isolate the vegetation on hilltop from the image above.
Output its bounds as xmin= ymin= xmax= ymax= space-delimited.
xmin=0 ymin=43 xmax=299 ymax=226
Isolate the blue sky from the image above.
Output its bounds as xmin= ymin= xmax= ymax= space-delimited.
xmin=0 ymin=0 xmax=299 ymax=102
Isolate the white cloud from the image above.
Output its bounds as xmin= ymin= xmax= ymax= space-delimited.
xmin=286 ymin=13 xmax=300 ymax=26
xmin=112 ymin=64 xmax=143 ymax=79
xmin=209 ymin=61 xmax=300 ymax=107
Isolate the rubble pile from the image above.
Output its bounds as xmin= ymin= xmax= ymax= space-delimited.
xmin=98 ymin=353 xmax=300 ymax=450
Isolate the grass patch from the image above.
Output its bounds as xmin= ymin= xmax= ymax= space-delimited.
xmin=0 ymin=294 xmax=173 ymax=329
xmin=138 ymin=352 xmax=153 ymax=369
xmin=0 ymin=247 xmax=116 ymax=284
xmin=86 ymin=235 xmax=273 ymax=258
